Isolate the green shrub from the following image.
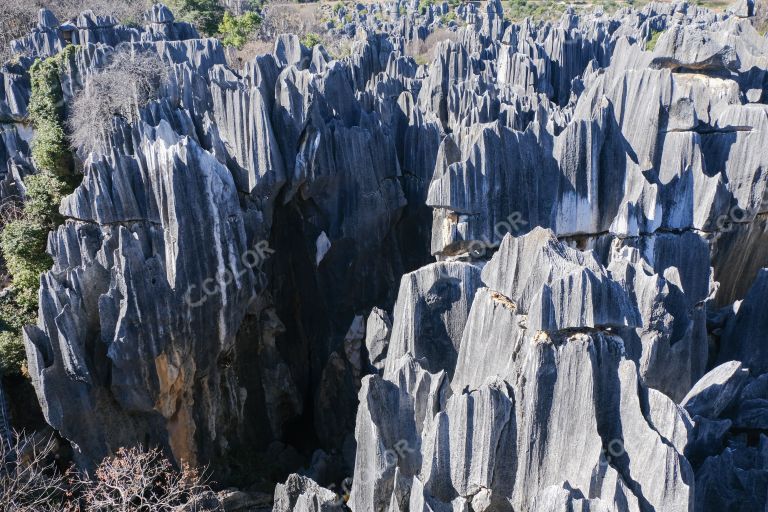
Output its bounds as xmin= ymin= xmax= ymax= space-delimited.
xmin=301 ymin=33 xmax=323 ymax=48
xmin=0 ymin=292 xmax=35 ymax=334
xmin=0 ymin=46 xmax=81 ymax=375
xmin=333 ymin=2 xmax=344 ymax=14
xmin=23 ymin=172 xmax=70 ymax=226
xmin=0 ymin=219 xmax=51 ymax=309
xmin=419 ymin=0 xmax=435 ymax=14
xmin=0 ymin=331 xmax=26 ymax=376
xmin=646 ymin=28 xmax=663 ymax=51
xmin=0 ymin=284 xmax=38 ymax=377
xmin=0 ymin=289 xmax=35 ymax=333
xmin=442 ymin=11 xmax=458 ymax=23
xmin=28 ymin=46 xmax=76 ymax=176
xmin=505 ymin=0 xmax=565 ymax=21
xmin=219 ymin=11 xmax=262 ymax=49
xmin=165 ymin=0 xmax=225 ymax=36
xmin=1 ymin=172 xmax=74 ymax=309
xmin=414 ymin=54 xmax=430 ymax=66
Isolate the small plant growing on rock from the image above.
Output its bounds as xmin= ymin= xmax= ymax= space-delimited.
xmin=0 ymin=219 xmax=51 ymax=310
xmin=0 ymin=330 xmax=27 ymax=376
xmin=0 ymin=172 xmax=73 ymax=311
xmin=301 ymin=32 xmax=323 ymax=48
xmin=28 ymin=45 xmax=77 ymax=176
xmin=646 ymin=27 xmax=664 ymax=51
xmin=0 ymin=289 xmax=36 ymax=377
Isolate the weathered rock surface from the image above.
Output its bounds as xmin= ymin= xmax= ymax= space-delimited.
xmin=273 ymin=474 xmax=343 ymax=512
xmin=2 ymin=1 xmax=768 ymax=510
xmin=351 ymin=230 xmax=694 ymax=510
xmin=717 ymin=269 xmax=768 ymax=373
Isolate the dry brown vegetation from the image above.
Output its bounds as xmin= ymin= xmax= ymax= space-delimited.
xmin=406 ymin=27 xmax=460 ymax=65
xmin=0 ymin=432 xmax=70 ymax=512
xmin=76 ymin=446 xmax=220 ymax=511
xmin=69 ymin=45 xmax=169 ymax=155
xmin=0 ymin=435 xmax=221 ymax=511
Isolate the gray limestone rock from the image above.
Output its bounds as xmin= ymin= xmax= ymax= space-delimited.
xmin=273 ymin=474 xmax=343 ymax=512
xmin=682 ymin=361 xmax=750 ymax=419
xmin=352 ymin=227 xmax=694 ymax=511
xmin=384 ymin=261 xmax=484 ymax=379
xmin=365 ymin=307 xmax=392 ymax=372
xmin=717 ymin=269 xmax=768 ymax=373
xmin=5 ymin=1 xmax=768 ymax=510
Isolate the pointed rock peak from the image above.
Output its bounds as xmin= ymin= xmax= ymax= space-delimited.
xmin=481 ymin=227 xmax=604 ymax=311
xmin=149 ymin=4 xmax=175 ymax=24
xmin=38 ymin=9 xmax=59 ymax=29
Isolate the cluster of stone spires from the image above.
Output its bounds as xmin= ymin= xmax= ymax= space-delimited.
xmin=1 ymin=0 xmax=767 ymax=509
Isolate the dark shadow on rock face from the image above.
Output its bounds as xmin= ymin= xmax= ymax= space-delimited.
xmin=414 ymin=276 xmax=463 ymax=377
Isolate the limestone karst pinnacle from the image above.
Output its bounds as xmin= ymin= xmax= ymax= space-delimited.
xmin=1 ymin=0 xmax=768 ymax=509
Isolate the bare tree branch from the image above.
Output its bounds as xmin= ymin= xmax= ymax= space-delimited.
xmin=76 ymin=446 xmax=222 ymax=512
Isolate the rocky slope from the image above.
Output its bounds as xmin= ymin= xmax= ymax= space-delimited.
xmin=1 ymin=0 xmax=768 ymax=510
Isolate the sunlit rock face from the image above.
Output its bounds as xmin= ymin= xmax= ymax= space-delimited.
xmin=3 ymin=0 xmax=768 ymax=509
xmin=350 ymin=229 xmax=694 ymax=511
xmin=11 ymin=10 xmax=413 ymax=470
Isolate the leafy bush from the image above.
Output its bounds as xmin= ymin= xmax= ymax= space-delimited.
xmin=0 ymin=288 xmax=35 ymax=377
xmin=28 ymin=46 xmax=77 ymax=176
xmin=0 ymin=219 xmax=50 ymax=309
xmin=165 ymin=0 xmax=225 ymax=36
xmin=419 ymin=0 xmax=434 ymax=14
xmin=219 ymin=11 xmax=262 ymax=49
xmin=0 ymin=331 xmax=26 ymax=376
xmin=23 ymin=172 xmax=69 ymax=226
xmin=0 ymin=291 xmax=36 ymax=334
xmin=0 ymin=171 xmax=72 ymax=314
xmin=646 ymin=28 xmax=663 ymax=51
xmin=301 ymin=32 xmax=323 ymax=48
